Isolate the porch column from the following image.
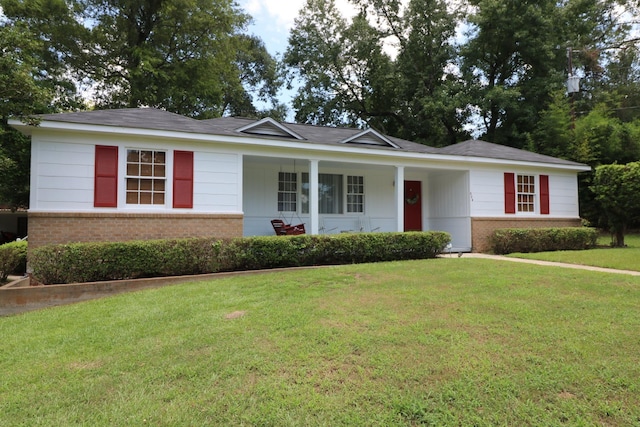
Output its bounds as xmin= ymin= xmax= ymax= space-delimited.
xmin=309 ymin=160 xmax=319 ymax=234
xmin=395 ymin=166 xmax=404 ymax=232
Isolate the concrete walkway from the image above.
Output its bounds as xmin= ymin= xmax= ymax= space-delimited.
xmin=460 ymin=253 xmax=640 ymax=276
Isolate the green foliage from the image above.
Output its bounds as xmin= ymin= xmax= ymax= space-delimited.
xmin=1 ymin=0 xmax=284 ymax=118
xmin=220 ymin=232 xmax=450 ymax=271
xmin=30 ymin=238 xmax=220 ymax=285
xmin=490 ymin=227 xmax=598 ymax=255
xmin=285 ymin=0 xmax=468 ymax=146
xmin=30 ymin=232 xmax=450 ymax=284
xmin=591 ymin=162 xmax=640 ymax=246
xmin=0 ymin=240 xmax=28 ymax=281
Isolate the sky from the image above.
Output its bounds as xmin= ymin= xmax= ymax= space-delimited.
xmin=240 ymin=0 xmax=357 ymax=57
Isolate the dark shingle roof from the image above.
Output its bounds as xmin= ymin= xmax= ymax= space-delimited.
xmin=32 ymin=108 xmax=586 ymax=167
xmin=439 ymin=139 xmax=587 ymax=167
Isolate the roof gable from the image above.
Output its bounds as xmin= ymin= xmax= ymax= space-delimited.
xmin=340 ymin=129 xmax=400 ymax=148
xmin=235 ymin=117 xmax=304 ymax=140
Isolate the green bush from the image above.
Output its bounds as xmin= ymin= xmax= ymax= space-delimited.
xmin=30 ymin=232 xmax=451 ymax=285
xmin=490 ymin=227 xmax=598 ymax=255
xmin=0 ymin=240 xmax=28 ymax=282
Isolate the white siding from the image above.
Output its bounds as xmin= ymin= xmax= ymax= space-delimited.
xmin=192 ymin=152 xmax=241 ymax=212
xmin=426 ymin=171 xmax=471 ymax=250
xmin=469 ymin=169 xmax=504 ymax=217
xmin=31 ymin=139 xmax=95 ymax=210
xmin=30 ymin=130 xmax=242 ymax=214
xmin=469 ymin=167 xmax=581 ymax=217
xmin=549 ymin=174 xmax=580 ymax=217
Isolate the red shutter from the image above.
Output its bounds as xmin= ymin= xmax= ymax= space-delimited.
xmin=173 ymin=151 xmax=194 ymax=208
xmin=94 ymin=145 xmax=118 ymax=207
xmin=504 ymin=172 xmax=516 ymax=214
xmin=540 ymin=174 xmax=550 ymax=215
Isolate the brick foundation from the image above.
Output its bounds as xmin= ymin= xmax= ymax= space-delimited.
xmin=27 ymin=212 xmax=243 ymax=250
xmin=471 ymin=217 xmax=582 ymax=252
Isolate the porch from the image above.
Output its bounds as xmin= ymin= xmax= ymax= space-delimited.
xmin=242 ymin=156 xmax=472 ymax=252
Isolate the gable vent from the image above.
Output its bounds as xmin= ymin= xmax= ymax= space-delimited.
xmin=340 ymin=129 xmax=400 ymax=148
xmin=236 ymin=117 xmax=304 ymax=140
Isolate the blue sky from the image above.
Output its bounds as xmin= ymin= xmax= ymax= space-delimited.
xmin=239 ymin=0 xmax=358 ymax=119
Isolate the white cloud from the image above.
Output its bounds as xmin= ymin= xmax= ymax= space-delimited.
xmin=239 ymin=0 xmax=357 ymax=29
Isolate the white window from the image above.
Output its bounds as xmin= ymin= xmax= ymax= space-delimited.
xmin=126 ymin=150 xmax=166 ymax=205
xmin=347 ymin=175 xmax=364 ymax=213
xmin=278 ymin=172 xmax=297 ymax=212
xmin=517 ymin=174 xmax=535 ymax=213
xmin=319 ymin=174 xmax=343 ymax=214
xmin=298 ymin=173 xmax=365 ymax=214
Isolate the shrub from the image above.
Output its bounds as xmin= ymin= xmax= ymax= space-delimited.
xmin=30 ymin=238 xmax=221 ymax=285
xmin=0 ymin=240 xmax=28 ymax=282
xmin=490 ymin=227 xmax=598 ymax=255
xmin=30 ymin=232 xmax=451 ymax=285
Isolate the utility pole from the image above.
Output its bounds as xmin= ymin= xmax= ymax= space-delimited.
xmin=567 ymin=47 xmax=580 ymax=129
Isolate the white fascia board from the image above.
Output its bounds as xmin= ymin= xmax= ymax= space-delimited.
xmin=23 ymin=120 xmax=591 ymax=173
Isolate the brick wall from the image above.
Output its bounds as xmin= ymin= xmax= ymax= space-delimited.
xmin=471 ymin=217 xmax=583 ymax=252
xmin=28 ymin=212 xmax=243 ymax=250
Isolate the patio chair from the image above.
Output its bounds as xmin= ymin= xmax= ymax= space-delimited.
xmin=271 ymin=219 xmax=306 ymax=235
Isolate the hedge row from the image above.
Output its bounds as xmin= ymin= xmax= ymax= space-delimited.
xmin=30 ymin=231 xmax=451 ymax=284
xmin=0 ymin=240 xmax=28 ymax=282
xmin=490 ymin=227 xmax=598 ymax=254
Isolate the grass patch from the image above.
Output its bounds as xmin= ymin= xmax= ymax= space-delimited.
xmin=508 ymin=233 xmax=640 ymax=271
xmin=2 ymin=259 xmax=640 ymax=425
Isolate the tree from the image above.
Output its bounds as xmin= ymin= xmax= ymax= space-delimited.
xmin=0 ymin=20 xmax=56 ymax=209
xmin=1 ymin=0 xmax=284 ymax=118
xmin=591 ymin=162 xmax=640 ymax=247
xmin=285 ymin=0 xmax=467 ymax=146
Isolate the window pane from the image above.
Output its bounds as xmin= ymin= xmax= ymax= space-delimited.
xmin=126 ymin=149 xmax=167 ymax=205
xmin=319 ymin=174 xmax=343 ymax=214
xmin=301 ymin=173 xmax=309 ymax=214
xmin=140 ymin=179 xmax=153 ymax=191
xmin=127 ymin=164 xmax=139 ymax=176
xmin=127 ymin=150 xmax=139 ymax=162
xmin=277 ymin=171 xmax=297 ymax=212
xmin=126 ymin=192 xmax=138 ymax=204
xmin=516 ymin=175 xmax=536 ymax=212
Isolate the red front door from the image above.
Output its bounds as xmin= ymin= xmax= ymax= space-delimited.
xmin=404 ymin=181 xmax=422 ymax=231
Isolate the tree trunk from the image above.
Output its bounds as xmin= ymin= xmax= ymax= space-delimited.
xmin=614 ymin=226 xmax=626 ymax=247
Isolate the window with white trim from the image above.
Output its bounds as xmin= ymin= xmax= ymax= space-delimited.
xmin=299 ymin=173 xmax=365 ymax=214
xmin=347 ymin=175 xmax=364 ymax=213
xmin=126 ymin=149 xmax=166 ymax=205
xmin=517 ymin=174 xmax=535 ymax=212
xmin=278 ymin=172 xmax=297 ymax=212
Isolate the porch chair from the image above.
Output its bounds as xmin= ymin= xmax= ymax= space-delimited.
xmin=319 ymin=218 xmax=337 ymax=234
xmin=358 ymin=216 xmax=380 ymax=233
xmin=271 ymin=219 xmax=306 ymax=235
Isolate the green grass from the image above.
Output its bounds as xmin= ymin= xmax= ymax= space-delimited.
xmin=508 ymin=233 xmax=640 ymax=271
xmin=2 ymin=259 xmax=640 ymax=426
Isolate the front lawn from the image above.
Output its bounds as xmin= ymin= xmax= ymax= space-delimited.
xmin=2 ymin=259 xmax=640 ymax=426
xmin=508 ymin=233 xmax=640 ymax=271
